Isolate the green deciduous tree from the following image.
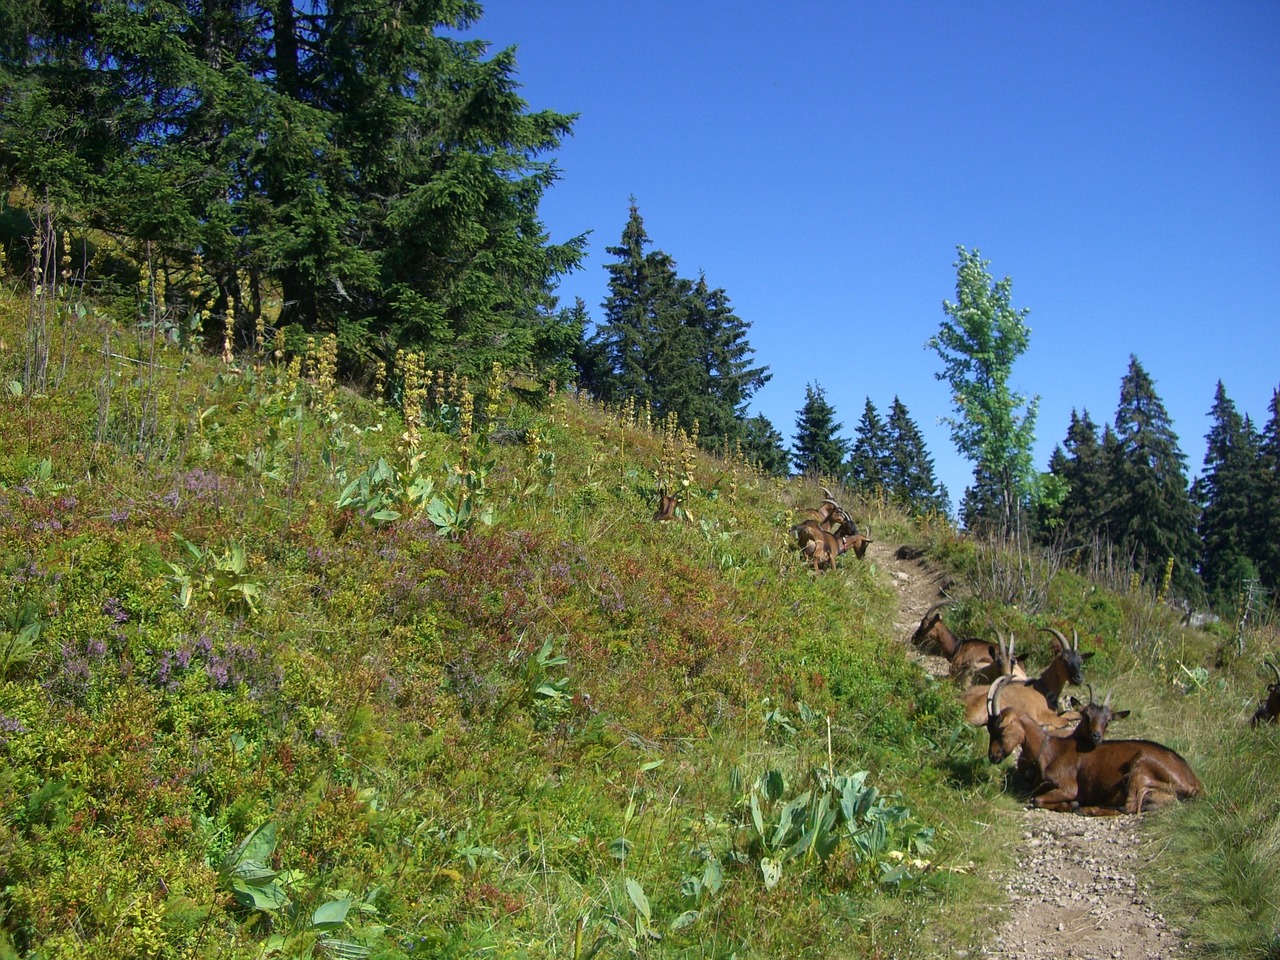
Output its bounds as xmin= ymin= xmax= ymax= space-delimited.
xmin=928 ymin=246 xmax=1039 ymax=536
xmin=792 ymin=383 xmax=847 ymax=478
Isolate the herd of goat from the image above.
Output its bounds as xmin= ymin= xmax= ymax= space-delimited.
xmin=654 ymin=486 xmax=1280 ymax=815
xmin=780 ymin=490 xmax=1280 ymax=815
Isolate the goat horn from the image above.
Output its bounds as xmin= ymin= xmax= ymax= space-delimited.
xmin=1103 ymin=688 xmax=1113 ymax=708
xmin=1086 ymin=682 xmax=1095 ymax=705
xmin=987 ymin=675 xmax=1011 ymax=717
xmin=1039 ymin=627 xmax=1068 ymax=649
xmin=820 ymin=486 xmax=834 ymax=500
xmin=1071 ymin=628 xmax=1081 ymax=651
xmin=1266 ymin=660 xmax=1280 ymax=684
xmin=922 ymin=599 xmax=953 ymax=621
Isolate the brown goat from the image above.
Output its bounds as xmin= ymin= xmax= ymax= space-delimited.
xmin=963 ymin=627 xmax=1091 ymax=726
xmin=793 ymin=520 xmax=855 ymax=572
xmin=795 ymin=488 xmax=858 ymax=536
xmin=959 ymin=631 xmax=1029 ymax=687
xmin=1250 ymin=659 xmax=1280 ymax=726
xmin=986 ymin=677 xmax=1201 ymax=816
xmin=911 ymin=604 xmax=1026 ymax=686
xmin=652 ymin=491 xmax=678 ymax=522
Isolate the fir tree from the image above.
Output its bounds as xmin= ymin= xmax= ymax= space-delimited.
xmin=846 ymin=398 xmax=890 ymax=493
xmin=1107 ymin=356 xmax=1201 ymax=598
xmin=1193 ymin=382 xmax=1262 ymax=611
xmin=792 ymin=383 xmax=848 ymax=477
xmin=583 ymin=202 xmax=769 ymax=448
xmin=740 ymin=414 xmax=790 ymax=477
xmin=884 ymin=396 xmax=950 ymax=515
xmin=1041 ymin=409 xmax=1113 ymax=550
xmin=1253 ymin=387 xmax=1280 ymax=592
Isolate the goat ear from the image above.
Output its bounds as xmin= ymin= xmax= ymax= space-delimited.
xmin=1065 ymin=695 xmax=1083 ymax=710
xmin=1080 ymin=651 xmax=1095 ymax=661
xmin=1112 ymin=709 xmax=1130 ymax=721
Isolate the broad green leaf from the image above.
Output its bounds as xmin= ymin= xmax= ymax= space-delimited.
xmin=222 ymin=821 xmax=277 ymax=873
xmin=625 ymin=878 xmax=650 ymax=923
xmin=311 ymin=896 xmax=353 ymax=931
xmin=669 ymin=910 xmax=699 ymax=932
xmin=231 ymin=878 xmax=289 ymax=911
xmin=608 ymin=836 xmax=632 ymax=861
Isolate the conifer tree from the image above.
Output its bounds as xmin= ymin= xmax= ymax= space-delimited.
xmin=0 ymin=1 xmax=585 ymax=376
xmin=582 ymin=202 xmax=769 ymax=448
xmin=1193 ymin=382 xmax=1262 ymax=611
xmin=740 ymin=414 xmax=790 ymax=477
xmin=1252 ymin=387 xmax=1280 ymax=591
xmin=884 ymin=396 xmax=950 ymax=515
xmin=792 ymin=383 xmax=848 ymax=477
xmin=1041 ymin=409 xmax=1113 ymax=550
xmin=1107 ymin=356 xmax=1201 ymax=598
xmin=846 ymin=398 xmax=890 ymax=493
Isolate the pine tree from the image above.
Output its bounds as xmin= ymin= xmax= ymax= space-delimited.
xmin=928 ymin=246 xmax=1039 ymax=536
xmin=0 ymin=1 xmax=586 ymax=377
xmin=740 ymin=414 xmax=790 ymax=477
xmin=846 ymin=398 xmax=890 ymax=493
xmin=1252 ymin=387 xmax=1280 ymax=592
xmin=1108 ymin=356 xmax=1201 ymax=598
xmin=583 ymin=202 xmax=769 ymax=447
xmin=1041 ymin=409 xmax=1113 ymax=550
xmin=792 ymin=383 xmax=848 ymax=477
xmin=1193 ymin=382 xmax=1262 ymax=611
xmin=884 ymin=396 xmax=950 ymax=515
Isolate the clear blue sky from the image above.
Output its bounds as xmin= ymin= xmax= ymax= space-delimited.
xmin=464 ymin=2 xmax=1279 ymax=509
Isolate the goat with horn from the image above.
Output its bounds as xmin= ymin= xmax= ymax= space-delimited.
xmin=986 ymin=676 xmax=1201 ymax=816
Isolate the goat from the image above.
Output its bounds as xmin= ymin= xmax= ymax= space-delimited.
xmin=652 ymin=491 xmax=678 ymax=522
xmin=963 ymin=626 xmax=1091 ymax=726
xmin=986 ymin=677 xmax=1201 ymax=816
xmin=958 ymin=631 xmax=1029 ymax=687
xmin=794 ymin=487 xmax=858 ymax=536
xmin=911 ymin=603 xmax=1026 ymax=686
xmin=793 ymin=520 xmax=855 ymax=572
xmin=1250 ymin=659 xmax=1280 ymax=726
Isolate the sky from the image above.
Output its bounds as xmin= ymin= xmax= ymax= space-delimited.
xmin=461 ymin=2 xmax=1280 ymax=509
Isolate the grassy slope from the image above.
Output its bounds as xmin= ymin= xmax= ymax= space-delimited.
xmin=0 ymin=288 xmax=1276 ymax=959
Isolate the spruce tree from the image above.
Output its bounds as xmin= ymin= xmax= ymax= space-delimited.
xmin=740 ymin=414 xmax=790 ymax=477
xmin=1253 ymin=387 xmax=1280 ymax=592
xmin=792 ymin=383 xmax=848 ymax=477
xmin=583 ymin=202 xmax=769 ymax=448
xmin=884 ymin=396 xmax=950 ymax=515
xmin=1108 ymin=356 xmax=1201 ymax=598
xmin=846 ymin=398 xmax=890 ymax=493
xmin=1193 ymin=382 xmax=1262 ymax=611
xmin=1042 ymin=409 xmax=1113 ymax=550
xmin=0 ymin=1 xmax=586 ymax=376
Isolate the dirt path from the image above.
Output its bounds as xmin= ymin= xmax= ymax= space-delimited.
xmin=866 ymin=541 xmax=1190 ymax=960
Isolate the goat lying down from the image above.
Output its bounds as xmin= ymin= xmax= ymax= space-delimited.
xmin=1251 ymin=659 xmax=1280 ymax=727
xmin=986 ymin=676 xmax=1202 ymax=816
xmin=963 ymin=627 xmax=1091 ymax=726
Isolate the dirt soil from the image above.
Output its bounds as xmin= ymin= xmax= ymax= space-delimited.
xmin=866 ymin=540 xmax=1190 ymax=960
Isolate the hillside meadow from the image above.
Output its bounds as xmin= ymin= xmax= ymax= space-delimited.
xmin=0 ymin=285 xmax=1277 ymax=958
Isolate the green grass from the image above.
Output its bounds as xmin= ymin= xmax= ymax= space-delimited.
xmin=0 ymin=285 xmax=1276 ymax=958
